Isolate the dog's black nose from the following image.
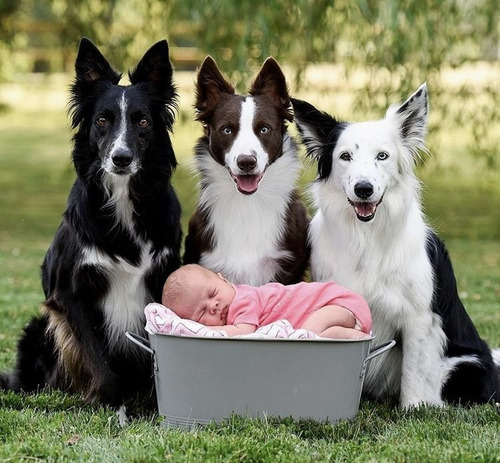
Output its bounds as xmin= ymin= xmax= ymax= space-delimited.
xmin=354 ymin=181 xmax=374 ymax=199
xmin=112 ymin=150 xmax=133 ymax=168
xmin=237 ymin=154 xmax=257 ymax=172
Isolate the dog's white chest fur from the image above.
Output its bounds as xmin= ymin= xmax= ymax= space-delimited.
xmin=81 ymin=245 xmax=153 ymax=350
xmin=198 ymin=136 xmax=301 ymax=286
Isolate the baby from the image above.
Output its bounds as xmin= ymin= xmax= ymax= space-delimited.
xmin=161 ymin=264 xmax=371 ymax=339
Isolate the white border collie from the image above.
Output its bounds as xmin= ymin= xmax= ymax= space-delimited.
xmin=183 ymin=56 xmax=309 ymax=286
xmin=292 ymin=84 xmax=500 ymax=407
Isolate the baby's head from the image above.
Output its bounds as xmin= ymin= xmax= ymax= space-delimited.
xmin=162 ymin=264 xmax=235 ymax=325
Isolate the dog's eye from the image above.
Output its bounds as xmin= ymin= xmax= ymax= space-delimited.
xmin=339 ymin=152 xmax=351 ymax=161
xmin=260 ymin=126 xmax=270 ymax=134
xmin=138 ymin=118 xmax=149 ymax=127
xmin=377 ymin=152 xmax=389 ymax=160
xmin=96 ymin=117 xmax=108 ymax=127
xmin=222 ymin=126 xmax=232 ymax=135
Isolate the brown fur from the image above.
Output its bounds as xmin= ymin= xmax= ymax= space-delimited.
xmin=183 ymin=56 xmax=310 ymax=285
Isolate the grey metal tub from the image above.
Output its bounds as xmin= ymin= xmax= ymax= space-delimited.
xmin=127 ymin=332 xmax=394 ymax=429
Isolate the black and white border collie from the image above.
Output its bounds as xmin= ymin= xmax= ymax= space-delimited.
xmin=183 ymin=56 xmax=309 ymax=286
xmin=0 ymin=38 xmax=182 ymax=409
xmin=292 ymin=84 xmax=500 ymax=407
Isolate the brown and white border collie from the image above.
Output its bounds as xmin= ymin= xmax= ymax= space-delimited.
xmin=183 ymin=56 xmax=309 ymax=285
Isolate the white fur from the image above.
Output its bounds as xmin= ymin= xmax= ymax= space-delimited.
xmin=224 ymin=98 xmax=268 ymax=175
xmin=492 ymin=348 xmax=500 ymax=366
xmin=103 ymin=92 xmax=139 ymax=175
xmin=102 ymin=173 xmax=135 ymax=231
xmin=80 ymin=245 xmax=151 ymax=351
xmin=306 ymin=84 xmax=463 ymax=407
xmin=117 ymin=404 xmax=129 ymax=427
xmin=110 ymin=94 xmax=129 ymax=156
xmin=198 ymin=134 xmax=301 ymax=285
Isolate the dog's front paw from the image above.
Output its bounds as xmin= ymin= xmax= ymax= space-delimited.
xmin=400 ymin=397 xmax=444 ymax=409
xmin=116 ymin=404 xmax=129 ymax=427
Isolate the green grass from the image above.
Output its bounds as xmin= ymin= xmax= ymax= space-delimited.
xmin=0 ymin=76 xmax=499 ymax=462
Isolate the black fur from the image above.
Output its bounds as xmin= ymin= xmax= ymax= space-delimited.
xmin=290 ymin=98 xmax=347 ymax=180
xmin=0 ymin=38 xmax=182 ymax=408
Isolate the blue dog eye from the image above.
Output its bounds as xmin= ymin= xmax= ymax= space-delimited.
xmin=377 ymin=152 xmax=389 ymax=160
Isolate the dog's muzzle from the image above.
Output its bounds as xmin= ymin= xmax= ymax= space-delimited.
xmin=107 ymin=149 xmax=137 ymax=175
xmin=349 ymin=181 xmax=383 ymax=222
xmin=228 ymin=154 xmax=265 ymax=195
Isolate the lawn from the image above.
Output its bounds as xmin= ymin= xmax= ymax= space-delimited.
xmin=0 ymin=73 xmax=498 ymax=462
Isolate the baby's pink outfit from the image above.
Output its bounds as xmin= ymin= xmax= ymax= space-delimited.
xmin=227 ymin=281 xmax=372 ymax=334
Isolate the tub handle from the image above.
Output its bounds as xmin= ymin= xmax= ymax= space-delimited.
xmin=126 ymin=331 xmax=158 ymax=371
xmin=125 ymin=331 xmax=154 ymax=356
xmin=360 ymin=340 xmax=395 ymax=378
xmin=365 ymin=340 xmax=396 ymax=363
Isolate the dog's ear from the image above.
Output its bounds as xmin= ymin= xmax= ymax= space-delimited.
xmin=390 ymin=83 xmax=428 ymax=154
xmin=195 ymin=56 xmax=234 ymax=122
xmin=70 ymin=38 xmax=122 ymax=128
xmin=249 ymin=57 xmax=293 ymax=122
xmin=292 ymin=98 xmax=345 ymax=179
xmin=74 ymin=38 xmax=122 ymax=86
xmin=129 ymin=40 xmax=176 ymax=101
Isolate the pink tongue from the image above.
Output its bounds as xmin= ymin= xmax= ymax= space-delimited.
xmin=236 ymin=175 xmax=260 ymax=194
xmin=354 ymin=202 xmax=376 ymax=217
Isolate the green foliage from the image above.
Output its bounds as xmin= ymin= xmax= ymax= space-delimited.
xmin=4 ymin=0 xmax=499 ymax=166
xmin=328 ymin=1 xmax=500 ymax=168
xmin=0 ymin=0 xmax=20 ymax=41
xmin=173 ymin=0 xmax=336 ymax=89
xmin=450 ymin=83 xmax=500 ymax=169
xmin=23 ymin=0 xmax=176 ymax=70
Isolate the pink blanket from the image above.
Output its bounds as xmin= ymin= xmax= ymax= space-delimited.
xmin=144 ymin=302 xmax=320 ymax=339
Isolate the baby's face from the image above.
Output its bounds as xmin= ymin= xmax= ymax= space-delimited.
xmin=175 ymin=271 xmax=235 ymax=325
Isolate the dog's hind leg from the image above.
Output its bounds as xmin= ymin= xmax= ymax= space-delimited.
xmin=0 ymin=315 xmax=61 ymax=393
xmin=43 ymin=298 xmax=123 ymax=405
xmin=441 ymin=347 xmax=500 ymax=405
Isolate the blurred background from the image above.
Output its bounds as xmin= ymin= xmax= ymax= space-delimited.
xmin=1 ymin=0 xmax=499 ymax=165
xmin=1 ymin=0 xmax=500 ymax=237
xmin=0 ymin=0 xmax=499 ymax=355
xmin=1 ymin=0 xmax=499 ymax=239
xmin=1 ymin=0 xmax=499 ymax=166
